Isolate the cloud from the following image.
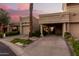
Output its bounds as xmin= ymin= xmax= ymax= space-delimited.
xmin=17 ymin=3 xmax=29 ymax=10
xmin=0 ymin=5 xmax=11 ymax=10
xmin=10 ymin=14 xmax=20 ymax=22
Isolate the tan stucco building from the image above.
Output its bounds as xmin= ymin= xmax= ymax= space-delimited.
xmin=39 ymin=3 xmax=79 ymax=39
xmin=19 ymin=3 xmax=79 ymax=39
xmin=20 ymin=16 xmax=39 ymax=35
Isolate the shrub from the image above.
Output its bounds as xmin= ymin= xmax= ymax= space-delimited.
xmin=0 ymin=32 xmax=4 ymax=38
xmin=64 ymin=32 xmax=72 ymax=39
xmin=6 ymin=31 xmax=20 ymax=36
xmin=68 ymin=37 xmax=76 ymax=45
xmin=11 ymin=38 xmax=33 ymax=45
xmin=32 ymin=30 xmax=40 ymax=37
xmin=73 ymin=40 xmax=79 ymax=56
xmin=64 ymin=32 xmax=79 ymax=56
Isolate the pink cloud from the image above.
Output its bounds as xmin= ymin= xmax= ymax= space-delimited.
xmin=0 ymin=5 xmax=11 ymax=10
xmin=10 ymin=14 xmax=20 ymax=22
xmin=17 ymin=3 xmax=29 ymax=10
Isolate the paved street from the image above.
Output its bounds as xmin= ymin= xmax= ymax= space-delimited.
xmin=23 ymin=35 xmax=71 ymax=56
xmin=0 ymin=42 xmax=16 ymax=56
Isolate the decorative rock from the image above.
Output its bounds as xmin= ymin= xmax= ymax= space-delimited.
xmin=15 ymin=42 xmax=23 ymax=46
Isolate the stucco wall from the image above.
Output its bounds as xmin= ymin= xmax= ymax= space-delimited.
xmin=20 ymin=16 xmax=40 ymax=35
xmin=67 ymin=5 xmax=79 ymax=12
xmin=70 ymin=23 xmax=79 ymax=39
xmin=70 ymin=13 xmax=79 ymax=22
xmin=39 ymin=12 xmax=69 ymax=24
xmin=32 ymin=17 xmax=40 ymax=32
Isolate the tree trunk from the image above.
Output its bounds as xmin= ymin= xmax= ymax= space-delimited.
xmin=0 ymin=23 xmax=3 ymax=32
xmin=29 ymin=3 xmax=33 ymax=37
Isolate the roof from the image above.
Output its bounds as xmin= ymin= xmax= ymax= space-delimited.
xmin=67 ymin=3 xmax=79 ymax=6
xmin=20 ymin=16 xmax=39 ymax=20
xmin=39 ymin=12 xmax=69 ymax=17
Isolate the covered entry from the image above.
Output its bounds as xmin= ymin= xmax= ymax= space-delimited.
xmin=40 ymin=23 xmax=67 ymax=37
xmin=42 ymin=23 xmax=63 ymax=36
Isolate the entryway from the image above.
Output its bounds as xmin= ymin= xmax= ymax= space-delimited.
xmin=42 ymin=23 xmax=63 ymax=36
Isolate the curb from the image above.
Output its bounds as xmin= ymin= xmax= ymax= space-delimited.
xmin=63 ymin=38 xmax=74 ymax=56
xmin=0 ymin=40 xmax=28 ymax=56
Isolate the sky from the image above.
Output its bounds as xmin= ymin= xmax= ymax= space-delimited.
xmin=0 ymin=3 xmax=30 ymax=10
xmin=33 ymin=3 xmax=63 ymax=14
xmin=0 ymin=3 xmax=63 ymax=22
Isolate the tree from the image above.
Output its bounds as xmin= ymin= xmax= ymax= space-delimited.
xmin=0 ymin=8 xmax=10 ymax=32
xmin=29 ymin=3 xmax=33 ymax=37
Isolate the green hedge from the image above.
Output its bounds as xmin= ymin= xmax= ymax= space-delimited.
xmin=73 ymin=40 xmax=79 ymax=56
xmin=32 ymin=30 xmax=41 ymax=37
xmin=64 ymin=32 xmax=72 ymax=39
xmin=0 ymin=32 xmax=4 ymax=38
xmin=64 ymin=32 xmax=79 ymax=56
xmin=6 ymin=31 xmax=20 ymax=36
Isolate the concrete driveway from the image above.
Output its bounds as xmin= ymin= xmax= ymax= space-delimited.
xmin=23 ymin=35 xmax=71 ymax=56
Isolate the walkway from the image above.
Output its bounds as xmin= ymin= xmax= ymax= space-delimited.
xmin=0 ymin=42 xmax=16 ymax=56
xmin=23 ymin=35 xmax=71 ymax=56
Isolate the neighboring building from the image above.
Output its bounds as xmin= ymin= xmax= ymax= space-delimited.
xmin=39 ymin=3 xmax=79 ymax=39
xmin=7 ymin=22 xmax=20 ymax=32
xmin=19 ymin=16 xmax=39 ymax=35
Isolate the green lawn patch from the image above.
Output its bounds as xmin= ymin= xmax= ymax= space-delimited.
xmin=11 ymin=38 xmax=33 ymax=46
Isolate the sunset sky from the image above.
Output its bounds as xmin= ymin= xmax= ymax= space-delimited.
xmin=0 ymin=3 xmax=63 ymax=22
xmin=0 ymin=3 xmax=30 ymax=10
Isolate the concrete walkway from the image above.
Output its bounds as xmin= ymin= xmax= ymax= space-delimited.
xmin=23 ymin=35 xmax=71 ymax=56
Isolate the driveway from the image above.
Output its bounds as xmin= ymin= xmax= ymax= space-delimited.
xmin=23 ymin=35 xmax=71 ymax=56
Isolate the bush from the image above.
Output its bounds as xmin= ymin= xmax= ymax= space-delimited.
xmin=32 ymin=30 xmax=40 ymax=37
xmin=73 ymin=40 xmax=79 ymax=56
xmin=68 ymin=37 xmax=76 ymax=45
xmin=64 ymin=32 xmax=72 ymax=39
xmin=6 ymin=31 xmax=20 ymax=36
xmin=64 ymin=32 xmax=79 ymax=56
xmin=11 ymin=38 xmax=33 ymax=45
xmin=0 ymin=32 xmax=4 ymax=38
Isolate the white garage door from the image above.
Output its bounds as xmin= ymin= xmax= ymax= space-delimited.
xmin=22 ymin=26 xmax=30 ymax=35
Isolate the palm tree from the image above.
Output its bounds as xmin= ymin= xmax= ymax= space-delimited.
xmin=29 ymin=3 xmax=33 ymax=37
xmin=0 ymin=8 xmax=10 ymax=33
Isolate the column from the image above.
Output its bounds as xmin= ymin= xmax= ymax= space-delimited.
xmin=62 ymin=23 xmax=66 ymax=38
xmin=7 ymin=24 xmax=10 ymax=32
xmin=40 ymin=24 xmax=43 ymax=37
xmin=67 ymin=23 xmax=70 ymax=32
xmin=20 ymin=22 xmax=22 ymax=35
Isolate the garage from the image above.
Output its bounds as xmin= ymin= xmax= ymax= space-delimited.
xmin=43 ymin=23 xmax=63 ymax=36
xmin=22 ymin=26 xmax=30 ymax=35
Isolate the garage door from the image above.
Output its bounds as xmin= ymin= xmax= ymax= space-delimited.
xmin=70 ymin=23 xmax=79 ymax=38
xmin=22 ymin=26 xmax=30 ymax=35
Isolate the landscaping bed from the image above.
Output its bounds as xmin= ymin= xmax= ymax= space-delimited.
xmin=11 ymin=38 xmax=33 ymax=47
xmin=32 ymin=30 xmax=41 ymax=37
xmin=6 ymin=31 xmax=20 ymax=36
xmin=0 ymin=31 xmax=20 ymax=38
xmin=64 ymin=32 xmax=79 ymax=56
